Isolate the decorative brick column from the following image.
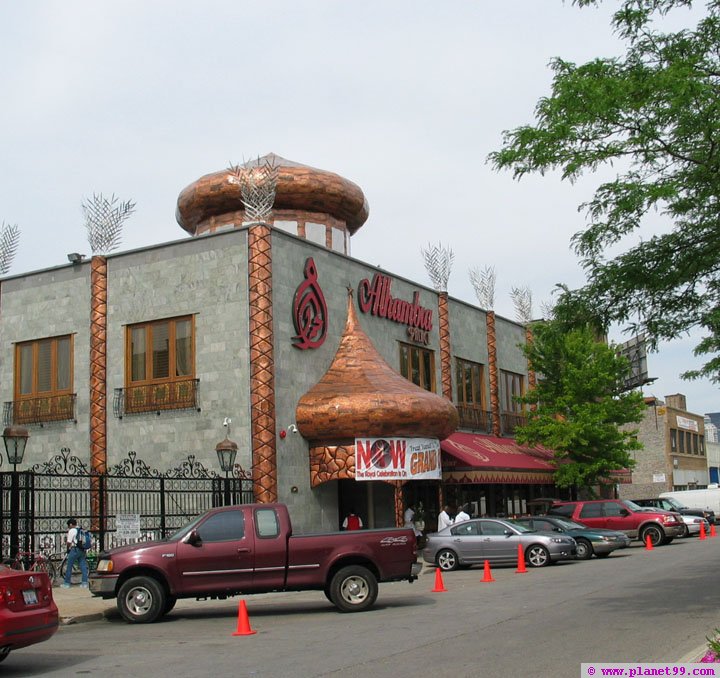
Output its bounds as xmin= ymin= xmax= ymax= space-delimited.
xmin=90 ymin=256 xmax=108 ymax=475
xmin=487 ymin=310 xmax=501 ymax=436
xmin=526 ymin=326 xmax=536 ymax=406
xmin=90 ymin=256 xmax=108 ymax=528
xmin=438 ymin=292 xmax=452 ymax=401
xmin=248 ymin=224 xmax=277 ymax=503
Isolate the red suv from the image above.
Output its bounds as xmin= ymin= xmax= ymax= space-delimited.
xmin=548 ymin=499 xmax=684 ymax=547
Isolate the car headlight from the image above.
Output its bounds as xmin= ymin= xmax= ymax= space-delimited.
xmin=95 ymin=559 xmax=114 ymax=572
xmin=551 ymin=538 xmax=569 ymax=544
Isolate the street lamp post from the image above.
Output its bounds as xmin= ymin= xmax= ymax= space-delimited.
xmin=216 ymin=437 xmax=238 ymax=506
xmin=2 ymin=426 xmax=29 ymax=560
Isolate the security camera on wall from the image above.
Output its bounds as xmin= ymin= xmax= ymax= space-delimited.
xmin=223 ymin=417 xmax=231 ymax=428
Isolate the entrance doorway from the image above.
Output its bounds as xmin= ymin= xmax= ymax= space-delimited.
xmin=337 ymin=480 xmax=395 ymax=530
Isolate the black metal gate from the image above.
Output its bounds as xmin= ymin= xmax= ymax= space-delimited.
xmin=0 ymin=448 xmax=254 ymax=559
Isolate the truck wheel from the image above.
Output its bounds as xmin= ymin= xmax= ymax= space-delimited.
xmin=329 ymin=565 xmax=378 ymax=613
xmin=640 ymin=525 xmax=664 ymax=547
xmin=117 ymin=576 xmax=166 ymax=624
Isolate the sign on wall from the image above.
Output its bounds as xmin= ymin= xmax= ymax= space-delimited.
xmin=677 ymin=416 xmax=699 ymax=432
xmin=357 ymin=273 xmax=434 ymax=345
xmin=292 ymin=258 xmax=328 ymax=350
xmin=355 ymin=437 xmax=441 ymax=481
xmin=115 ymin=513 xmax=141 ymax=541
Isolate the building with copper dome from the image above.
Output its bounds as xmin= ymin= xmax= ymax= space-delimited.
xmin=0 ymin=153 xmax=564 ymax=540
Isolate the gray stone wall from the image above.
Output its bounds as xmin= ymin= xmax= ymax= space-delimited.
xmin=0 ymin=265 xmax=91 ymax=466
xmin=448 ymin=298 xmax=489 ymax=404
xmin=618 ymin=402 xmax=671 ymax=498
xmin=106 ymin=230 xmax=250 ymax=473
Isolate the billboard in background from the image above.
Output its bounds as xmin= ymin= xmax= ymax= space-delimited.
xmin=617 ymin=334 xmax=656 ymax=391
xmin=355 ymin=437 xmax=441 ymax=481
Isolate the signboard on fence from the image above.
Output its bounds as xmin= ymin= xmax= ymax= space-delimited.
xmin=115 ymin=513 xmax=141 ymax=541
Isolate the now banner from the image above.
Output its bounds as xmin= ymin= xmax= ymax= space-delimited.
xmin=355 ymin=437 xmax=442 ymax=481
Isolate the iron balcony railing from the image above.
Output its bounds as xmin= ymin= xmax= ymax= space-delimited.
xmin=501 ymin=411 xmax=527 ymax=436
xmin=3 ymin=394 xmax=77 ymax=426
xmin=455 ymin=404 xmax=493 ymax=434
xmin=114 ymin=378 xmax=200 ymax=418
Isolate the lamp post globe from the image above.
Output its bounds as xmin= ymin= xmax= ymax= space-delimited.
xmin=216 ymin=437 xmax=238 ymax=477
xmin=2 ymin=425 xmax=29 ymax=471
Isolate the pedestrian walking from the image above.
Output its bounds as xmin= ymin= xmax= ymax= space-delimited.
xmin=63 ymin=518 xmax=89 ymax=588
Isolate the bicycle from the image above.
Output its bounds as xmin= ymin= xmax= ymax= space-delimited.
xmin=2 ymin=550 xmax=58 ymax=582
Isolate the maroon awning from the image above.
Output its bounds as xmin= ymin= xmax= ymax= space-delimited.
xmin=441 ymin=432 xmax=555 ymax=471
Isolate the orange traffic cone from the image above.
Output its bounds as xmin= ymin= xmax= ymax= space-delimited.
xmin=481 ymin=559 xmax=495 ymax=582
xmin=711 ymin=524 xmax=717 ymax=538
xmin=232 ymin=600 xmax=257 ymax=636
xmin=432 ymin=567 xmax=447 ymax=592
xmin=516 ymin=544 xmax=527 ymax=574
xmin=645 ymin=534 xmax=654 ymax=551
xmin=700 ymin=521 xmax=707 ymax=540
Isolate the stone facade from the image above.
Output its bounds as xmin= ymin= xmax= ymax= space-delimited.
xmin=619 ymin=395 xmax=709 ymax=500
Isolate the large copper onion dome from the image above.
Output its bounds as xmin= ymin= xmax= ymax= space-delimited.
xmin=296 ymin=290 xmax=458 ymax=444
xmin=175 ymin=153 xmax=369 ymax=236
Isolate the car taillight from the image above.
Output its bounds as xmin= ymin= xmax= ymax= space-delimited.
xmin=0 ymin=585 xmax=17 ymax=608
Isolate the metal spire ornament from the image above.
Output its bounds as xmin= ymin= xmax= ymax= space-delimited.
xmin=0 ymin=222 xmax=20 ymax=275
xmin=83 ymin=193 xmax=136 ymax=255
xmin=469 ymin=265 xmax=496 ymax=310
xmin=510 ymin=286 xmax=533 ymax=325
xmin=228 ymin=157 xmax=279 ymax=224
xmin=421 ymin=242 xmax=454 ymax=292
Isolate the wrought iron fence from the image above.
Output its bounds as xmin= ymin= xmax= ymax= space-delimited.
xmin=0 ymin=447 xmax=253 ymax=560
xmin=3 ymin=394 xmax=77 ymax=426
xmin=113 ymin=378 xmax=200 ymax=418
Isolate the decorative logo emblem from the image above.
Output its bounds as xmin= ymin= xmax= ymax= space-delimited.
xmin=292 ymin=258 xmax=328 ymax=350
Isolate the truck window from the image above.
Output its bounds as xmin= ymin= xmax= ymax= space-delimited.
xmin=197 ymin=510 xmax=245 ymax=542
xmin=579 ymin=503 xmax=603 ymax=518
xmin=255 ymin=508 xmax=280 ymax=538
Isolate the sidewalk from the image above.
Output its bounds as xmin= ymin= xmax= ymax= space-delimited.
xmin=52 ymin=585 xmax=117 ymax=625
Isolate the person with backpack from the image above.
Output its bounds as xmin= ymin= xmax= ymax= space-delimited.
xmin=63 ymin=518 xmax=89 ymax=588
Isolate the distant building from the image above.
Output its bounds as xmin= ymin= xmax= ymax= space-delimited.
xmin=620 ymin=393 xmax=708 ymax=499
xmin=704 ymin=415 xmax=719 ymax=444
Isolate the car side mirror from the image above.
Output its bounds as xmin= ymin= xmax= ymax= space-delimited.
xmin=183 ymin=529 xmax=202 ymax=546
xmin=619 ymin=509 xmax=630 ymax=517
xmin=504 ymin=529 xmax=513 ymax=537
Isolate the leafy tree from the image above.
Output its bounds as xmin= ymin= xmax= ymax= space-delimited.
xmin=489 ymin=0 xmax=720 ymax=383
xmin=516 ymin=320 xmax=646 ymax=492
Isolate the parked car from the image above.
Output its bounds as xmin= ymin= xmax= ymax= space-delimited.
xmin=422 ymin=517 xmax=577 ymax=571
xmin=0 ymin=566 xmax=58 ymax=663
xmin=90 ymin=503 xmax=420 ymax=622
xmin=548 ymin=499 xmax=684 ymax=547
xmin=510 ymin=515 xmax=631 ymax=560
xmin=677 ymin=514 xmax=710 ymax=537
xmin=631 ymin=497 xmax=715 ymax=525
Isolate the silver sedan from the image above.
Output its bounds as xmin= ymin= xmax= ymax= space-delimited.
xmin=422 ymin=518 xmax=577 ymax=570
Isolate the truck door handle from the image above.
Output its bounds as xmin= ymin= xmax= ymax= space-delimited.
xmin=237 ymin=548 xmax=251 ymax=554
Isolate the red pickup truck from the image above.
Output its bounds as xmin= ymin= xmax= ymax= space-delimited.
xmin=89 ymin=503 xmax=420 ymax=623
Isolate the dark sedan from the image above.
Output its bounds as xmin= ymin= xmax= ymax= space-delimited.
xmin=511 ymin=516 xmax=631 ymax=560
xmin=422 ymin=517 xmax=577 ymax=570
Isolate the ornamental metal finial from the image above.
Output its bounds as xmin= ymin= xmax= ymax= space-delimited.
xmin=83 ymin=193 xmax=136 ymax=254
xmin=421 ymin=241 xmax=454 ymax=292
xmin=469 ymin=265 xmax=496 ymax=310
xmin=510 ymin=285 xmax=533 ymax=324
xmin=228 ymin=156 xmax=279 ymax=224
xmin=0 ymin=221 xmax=20 ymax=275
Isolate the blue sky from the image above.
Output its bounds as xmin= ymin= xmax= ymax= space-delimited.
xmin=1 ymin=1 xmax=716 ymax=415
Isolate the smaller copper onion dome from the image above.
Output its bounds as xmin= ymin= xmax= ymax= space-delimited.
xmin=296 ymin=290 xmax=458 ymax=443
xmin=176 ymin=153 xmax=369 ymax=236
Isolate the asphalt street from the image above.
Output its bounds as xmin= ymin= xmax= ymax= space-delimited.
xmin=9 ymin=536 xmax=720 ymax=678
